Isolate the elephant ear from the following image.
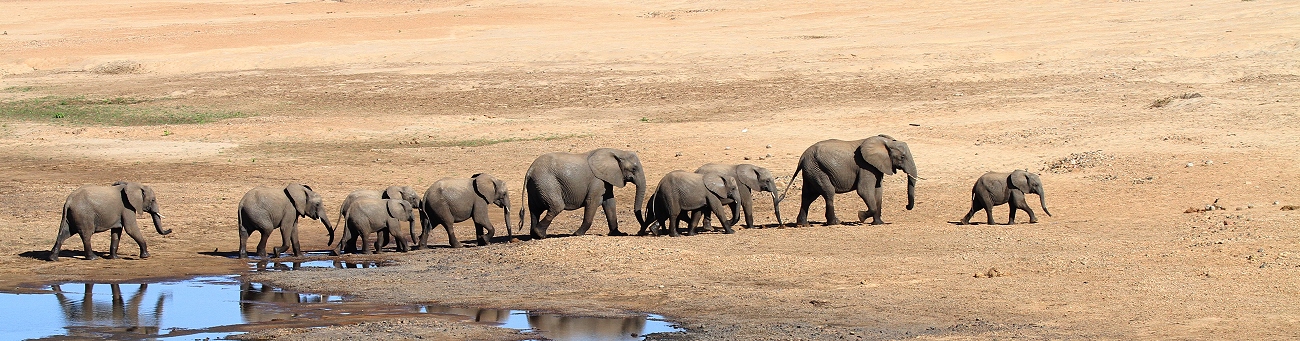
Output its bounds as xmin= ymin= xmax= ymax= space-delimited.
xmin=472 ymin=173 xmax=499 ymax=203
xmin=386 ymin=199 xmax=411 ymax=219
xmin=588 ymin=149 xmax=626 ymax=188
xmin=1009 ymin=170 xmax=1031 ymax=192
xmin=284 ymin=183 xmax=310 ymax=216
xmin=734 ymin=164 xmax=761 ymax=191
xmin=117 ymin=182 xmax=145 ymax=213
xmin=858 ymin=137 xmax=895 ymax=176
xmin=704 ymin=174 xmax=730 ymax=199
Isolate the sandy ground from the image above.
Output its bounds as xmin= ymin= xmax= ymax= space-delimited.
xmin=3 ymin=0 xmax=1300 ymax=339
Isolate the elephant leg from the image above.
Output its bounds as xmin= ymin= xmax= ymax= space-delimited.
xmin=692 ymin=211 xmax=709 ymax=232
xmin=534 ymin=208 xmax=561 ymax=239
xmin=255 ymin=228 xmax=272 ymax=258
xmin=287 ymin=224 xmax=303 ymax=257
xmin=108 ymin=228 xmax=122 ymax=259
xmin=710 ymin=200 xmax=736 ymax=234
xmin=855 ymin=172 xmax=885 ymax=225
xmin=49 ymin=229 xmax=73 ymax=261
xmin=1010 ymin=191 xmax=1037 ymax=224
xmin=79 ymin=228 xmax=99 ymax=260
xmin=574 ymin=191 xmax=603 ymax=236
xmin=121 ymin=223 xmax=150 ymax=259
xmin=238 ymin=226 xmax=251 ymax=259
xmin=331 ymin=228 xmax=352 ymax=256
xmin=740 ymin=190 xmax=755 ymax=229
xmin=960 ymin=197 xmax=981 ymax=225
xmin=667 ymin=208 xmax=683 ymax=237
xmin=601 ymin=195 xmax=627 ymax=236
xmin=435 ymin=207 xmax=463 ymax=248
xmin=417 ymin=211 xmax=433 ymax=249
xmin=360 ymin=230 xmax=375 ymax=254
xmin=822 ymin=189 xmax=840 ymax=226
xmin=797 ymin=185 xmax=818 ymax=227
xmin=472 ymin=207 xmax=495 ymax=246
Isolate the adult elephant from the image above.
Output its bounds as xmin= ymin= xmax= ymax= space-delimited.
xmin=520 ymin=148 xmax=646 ymax=239
xmin=789 ymin=135 xmax=919 ymax=226
xmin=47 ymin=181 xmax=171 ymax=261
xmin=693 ymin=163 xmax=783 ymax=230
xmin=237 ymin=183 xmax=334 ymax=258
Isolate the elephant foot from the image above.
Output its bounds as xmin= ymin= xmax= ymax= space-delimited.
xmin=1029 ymin=219 xmax=1039 ymax=224
xmin=869 ymin=220 xmax=886 ymax=225
xmin=608 ymin=231 xmax=628 ymax=237
xmin=824 ymin=218 xmax=842 ymax=226
xmin=139 ymin=252 xmax=151 ymax=259
xmin=106 ymin=254 xmax=119 ymax=260
xmin=46 ymin=254 xmax=59 ymax=262
xmin=84 ymin=254 xmax=100 ymax=261
xmin=449 ymin=242 xmax=464 ymax=248
xmin=723 ymin=228 xmax=736 ymax=234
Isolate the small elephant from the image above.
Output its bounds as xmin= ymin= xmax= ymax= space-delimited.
xmin=333 ymin=198 xmax=416 ymax=255
xmin=693 ymin=163 xmax=784 ymax=230
xmin=420 ymin=173 xmax=513 ymax=248
xmin=961 ymin=170 xmax=1052 ymax=225
xmin=48 ymin=181 xmax=172 ymax=261
xmin=639 ymin=170 xmax=741 ymax=237
xmin=520 ymin=148 xmax=646 ymax=239
xmin=789 ymin=135 xmax=919 ymax=226
xmin=336 ymin=186 xmax=421 ymax=252
xmin=237 ymin=183 xmax=334 ymax=258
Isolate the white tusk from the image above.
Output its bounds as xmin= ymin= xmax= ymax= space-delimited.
xmin=907 ymin=174 xmax=926 ymax=181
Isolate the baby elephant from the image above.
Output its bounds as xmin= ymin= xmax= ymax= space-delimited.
xmin=420 ymin=173 xmax=513 ymax=249
xmin=961 ymin=170 xmax=1052 ymax=225
xmin=333 ymin=198 xmax=416 ymax=255
xmin=238 ymin=183 xmax=334 ymax=258
xmin=640 ymin=170 xmax=740 ymax=237
xmin=48 ymin=181 xmax=171 ymax=261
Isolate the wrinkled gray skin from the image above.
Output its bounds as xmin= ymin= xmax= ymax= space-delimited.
xmin=639 ymin=171 xmax=741 ymax=237
xmin=692 ymin=163 xmax=784 ymax=230
xmin=520 ymin=148 xmax=646 ymax=239
xmin=961 ymin=170 xmax=1052 ymax=225
xmin=336 ymin=186 xmax=421 ymax=252
xmin=237 ymin=183 xmax=333 ymax=258
xmin=789 ymin=135 xmax=919 ymax=226
xmin=420 ymin=173 xmax=513 ymax=248
xmin=48 ymin=181 xmax=171 ymax=261
xmin=333 ymin=198 xmax=416 ymax=255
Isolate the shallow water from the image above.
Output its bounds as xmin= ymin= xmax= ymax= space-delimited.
xmin=0 ymin=275 xmax=681 ymax=340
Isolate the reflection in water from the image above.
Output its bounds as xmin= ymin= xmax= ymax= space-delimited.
xmin=251 ymin=259 xmax=388 ymax=271
xmin=0 ymin=276 xmax=680 ymax=341
xmin=51 ymin=283 xmax=165 ymax=337
xmin=420 ymin=305 xmax=677 ymax=341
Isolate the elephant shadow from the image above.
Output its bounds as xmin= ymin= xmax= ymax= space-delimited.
xmin=20 ymin=250 xmax=113 ymax=261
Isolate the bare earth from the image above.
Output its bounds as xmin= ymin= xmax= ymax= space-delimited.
xmin=3 ymin=0 xmax=1300 ymax=339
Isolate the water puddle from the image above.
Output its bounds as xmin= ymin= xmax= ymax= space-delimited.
xmin=0 ymin=275 xmax=682 ymax=340
xmin=249 ymin=259 xmax=391 ymax=271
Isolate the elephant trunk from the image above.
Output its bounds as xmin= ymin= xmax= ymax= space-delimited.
xmin=503 ymin=197 xmax=515 ymax=237
xmin=632 ymin=171 xmax=646 ymax=227
xmin=150 ymin=213 xmax=171 ymax=235
xmin=320 ymin=212 xmax=336 ymax=246
xmin=903 ymin=158 xmax=918 ymax=210
xmin=1038 ymin=187 xmax=1052 ymax=217
xmin=771 ymin=191 xmax=784 ymax=227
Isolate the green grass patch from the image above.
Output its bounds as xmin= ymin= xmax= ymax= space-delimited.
xmin=0 ymin=96 xmax=246 ymax=126
xmin=3 ymin=86 xmax=35 ymax=93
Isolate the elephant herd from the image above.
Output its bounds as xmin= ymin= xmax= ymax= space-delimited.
xmin=45 ymin=135 xmax=1051 ymax=261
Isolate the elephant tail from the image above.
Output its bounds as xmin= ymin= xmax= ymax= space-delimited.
xmin=777 ymin=162 xmax=803 ymax=205
xmin=57 ymin=205 xmax=72 ymax=238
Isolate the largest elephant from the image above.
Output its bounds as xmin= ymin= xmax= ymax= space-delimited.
xmin=520 ymin=148 xmax=646 ymax=239
xmin=790 ymin=135 xmax=918 ymax=226
xmin=48 ymin=181 xmax=171 ymax=261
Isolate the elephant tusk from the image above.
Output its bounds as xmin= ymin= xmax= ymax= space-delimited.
xmin=907 ymin=174 xmax=926 ymax=181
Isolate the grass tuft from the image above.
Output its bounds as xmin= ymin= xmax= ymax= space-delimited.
xmin=0 ymin=96 xmax=246 ymax=126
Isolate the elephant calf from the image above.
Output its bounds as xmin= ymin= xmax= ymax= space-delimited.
xmin=420 ymin=173 xmax=513 ymax=249
xmin=336 ymin=186 xmax=421 ymax=252
xmin=238 ymin=183 xmax=334 ymax=258
xmin=960 ymin=170 xmax=1052 ymax=225
xmin=640 ymin=170 xmax=741 ymax=237
xmin=334 ymin=198 xmax=416 ymax=255
xmin=48 ymin=181 xmax=171 ymax=261
xmin=693 ymin=163 xmax=784 ymax=230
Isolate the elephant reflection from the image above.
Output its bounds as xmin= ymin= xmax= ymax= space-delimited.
xmin=422 ymin=306 xmax=510 ymax=324
xmin=239 ymin=282 xmax=323 ymax=322
xmin=528 ymin=314 xmax=647 ymax=340
xmin=51 ymin=283 xmax=165 ymax=336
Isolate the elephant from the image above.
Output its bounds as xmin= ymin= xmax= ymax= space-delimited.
xmin=47 ymin=181 xmax=171 ymax=261
xmin=332 ymin=198 xmax=416 ymax=255
xmin=639 ymin=170 xmax=741 ymax=237
xmin=788 ymin=135 xmax=919 ymax=226
xmin=961 ymin=170 xmax=1052 ymax=225
xmin=237 ymin=183 xmax=334 ymax=259
xmin=419 ymin=173 xmax=513 ymax=248
xmin=692 ymin=163 xmax=784 ymax=230
xmin=335 ymin=186 xmax=421 ymax=252
xmin=520 ymin=148 xmax=646 ymax=239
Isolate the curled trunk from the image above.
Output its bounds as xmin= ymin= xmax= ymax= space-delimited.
xmin=151 ymin=213 xmax=171 ymax=235
xmin=771 ymin=192 xmax=784 ymax=227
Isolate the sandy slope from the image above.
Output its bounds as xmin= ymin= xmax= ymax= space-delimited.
xmin=2 ymin=0 xmax=1300 ymax=339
